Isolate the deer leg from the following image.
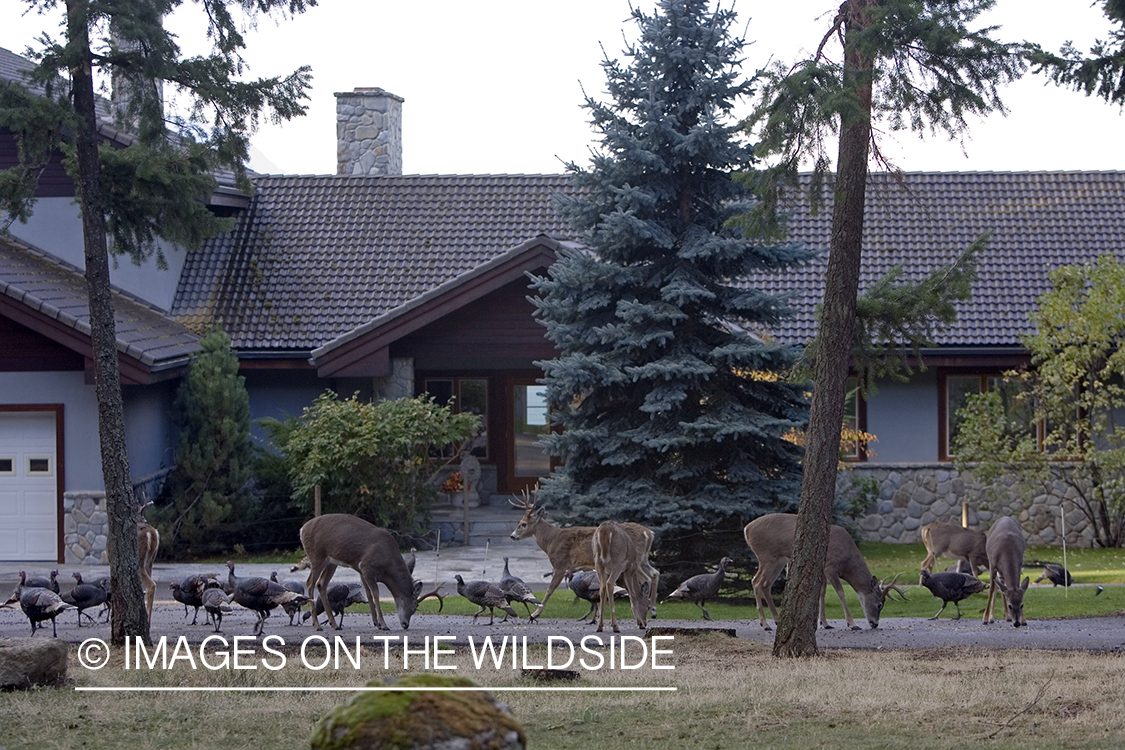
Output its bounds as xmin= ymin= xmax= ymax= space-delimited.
xmin=825 ymin=573 xmax=858 ymax=629
xmin=358 ymin=573 xmax=387 ymax=631
xmin=983 ymin=574 xmax=999 ymax=624
xmin=314 ymin=562 xmax=340 ymax=631
xmin=920 ymin=550 xmax=938 ymax=573
xmin=530 ymin=569 xmax=567 ymax=621
xmin=751 ymin=560 xmax=786 ymax=631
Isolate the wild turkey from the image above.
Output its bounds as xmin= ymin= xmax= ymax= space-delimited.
xmin=499 ymin=556 xmax=540 ymax=616
xmin=171 ymin=574 xmax=216 ymax=625
xmin=21 ymin=570 xmax=60 ymax=593
xmin=201 ymin=587 xmax=233 ymax=634
xmin=72 ymin=572 xmax=111 ymax=621
xmin=301 ymin=582 xmax=367 ymax=627
xmin=565 ymin=570 xmax=626 ymax=624
xmin=61 ymin=575 xmax=109 ymax=626
xmin=270 ymin=572 xmax=309 ymax=625
xmin=230 ymin=576 xmax=308 ymax=636
xmin=1031 ymin=561 xmax=1074 ymax=587
xmin=663 ymin=557 xmax=733 ymax=620
xmin=225 ymin=560 xmax=243 ymax=594
xmin=6 ymin=585 xmax=71 ymax=636
xmin=918 ymin=569 xmax=987 ymax=620
xmin=455 ymin=575 xmax=518 ymax=625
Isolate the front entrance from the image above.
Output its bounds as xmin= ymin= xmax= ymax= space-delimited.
xmin=0 ymin=410 xmax=60 ymax=561
xmin=505 ymin=380 xmax=554 ymax=495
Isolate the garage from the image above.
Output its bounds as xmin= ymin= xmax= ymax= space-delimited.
xmin=0 ymin=411 xmax=59 ymax=561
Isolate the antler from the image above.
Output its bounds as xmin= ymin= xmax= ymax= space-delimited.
xmin=509 ymin=487 xmax=536 ymax=510
xmin=417 ymin=582 xmax=446 ymax=613
xmin=882 ymin=572 xmax=909 ymax=601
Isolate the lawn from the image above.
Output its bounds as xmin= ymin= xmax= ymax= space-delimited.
xmin=5 ymin=635 xmax=1125 ymax=749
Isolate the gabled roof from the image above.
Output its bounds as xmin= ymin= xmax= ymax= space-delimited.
xmin=765 ymin=170 xmax=1125 ymax=349
xmin=0 ymin=235 xmax=200 ymax=383
xmin=173 ymin=173 xmax=577 ymax=353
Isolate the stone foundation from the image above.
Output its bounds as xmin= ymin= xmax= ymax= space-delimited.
xmin=839 ymin=463 xmax=1094 ymax=546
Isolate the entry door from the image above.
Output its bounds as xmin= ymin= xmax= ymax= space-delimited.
xmin=0 ymin=412 xmax=59 ymax=561
xmin=506 ymin=381 xmax=555 ymax=494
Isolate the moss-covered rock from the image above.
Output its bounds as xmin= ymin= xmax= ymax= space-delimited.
xmin=310 ymin=673 xmax=525 ymax=750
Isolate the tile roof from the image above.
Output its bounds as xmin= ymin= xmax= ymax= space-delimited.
xmin=173 ymin=169 xmax=1125 ymax=356
xmin=762 ymin=170 xmax=1125 ymax=348
xmin=173 ymin=173 xmax=577 ymax=351
xmin=0 ymin=235 xmax=200 ymax=368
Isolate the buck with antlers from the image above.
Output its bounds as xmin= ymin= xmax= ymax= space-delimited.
xmin=744 ymin=513 xmax=906 ymax=631
xmin=508 ymin=492 xmax=659 ymax=621
xmin=982 ymin=516 xmax=1030 ymax=627
xmin=299 ymin=514 xmax=441 ymax=631
xmin=920 ymin=521 xmax=987 ymax=576
xmin=592 ymin=521 xmax=652 ymax=632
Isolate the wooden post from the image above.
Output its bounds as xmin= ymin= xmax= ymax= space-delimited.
xmin=314 ymin=485 xmax=322 ymax=517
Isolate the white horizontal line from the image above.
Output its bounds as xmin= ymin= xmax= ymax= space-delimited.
xmin=75 ymin=686 xmax=676 ymax=692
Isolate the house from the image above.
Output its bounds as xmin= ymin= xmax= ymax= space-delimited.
xmin=4 ymin=43 xmax=1125 ymax=560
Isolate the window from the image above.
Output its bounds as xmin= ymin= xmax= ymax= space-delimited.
xmin=840 ymin=378 xmax=867 ymax=461
xmin=944 ymin=373 xmax=1038 ymax=459
xmin=26 ymin=456 xmax=52 ymax=476
xmin=424 ymin=377 xmax=488 ymax=458
xmin=0 ymin=457 xmax=13 ymax=475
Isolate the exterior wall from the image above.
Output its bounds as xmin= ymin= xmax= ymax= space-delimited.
xmin=123 ymin=381 xmax=177 ymax=477
xmin=8 ymin=197 xmax=186 ymax=311
xmin=243 ymin=369 xmax=325 ymax=447
xmin=839 ymin=462 xmax=1095 ymax=547
xmin=864 ymin=371 xmax=938 ymax=462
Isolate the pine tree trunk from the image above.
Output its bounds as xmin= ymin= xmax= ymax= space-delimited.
xmin=66 ymin=0 xmax=150 ymax=645
xmin=774 ymin=0 xmax=875 ymax=658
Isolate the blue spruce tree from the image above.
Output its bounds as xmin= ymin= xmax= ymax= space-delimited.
xmin=532 ymin=0 xmax=815 ymax=565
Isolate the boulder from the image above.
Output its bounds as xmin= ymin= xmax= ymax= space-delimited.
xmin=0 ymin=637 xmax=69 ymax=689
xmin=311 ymin=673 xmax=525 ymax=750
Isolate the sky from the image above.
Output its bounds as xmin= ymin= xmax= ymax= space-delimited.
xmin=3 ymin=0 xmax=1121 ymax=177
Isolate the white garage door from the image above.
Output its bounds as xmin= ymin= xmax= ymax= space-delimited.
xmin=0 ymin=412 xmax=58 ymax=561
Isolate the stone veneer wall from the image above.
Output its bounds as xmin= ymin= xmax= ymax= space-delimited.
xmin=335 ymin=87 xmax=403 ymax=176
xmin=372 ymin=357 xmax=414 ymax=402
xmin=63 ymin=468 xmax=172 ymax=564
xmin=839 ymin=462 xmax=1094 ymax=546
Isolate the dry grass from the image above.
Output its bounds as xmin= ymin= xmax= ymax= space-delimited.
xmin=4 ymin=636 xmax=1125 ymax=749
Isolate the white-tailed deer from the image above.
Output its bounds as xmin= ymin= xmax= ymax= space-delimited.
xmin=920 ymin=522 xmax=987 ymax=576
xmin=592 ymin=521 xmax=651 ymax=632
xmin=743 ymin=513 xmax=905 ymax=631
xmin=508 ymin=493 xmax=659 ymax=620
xmin=982 ymin=516 xmax=1029 ymax=627
xmin=137 ymin=520 xmax=159 ymax=619
xmin=299 ymin=514 xmax=441 ymax=631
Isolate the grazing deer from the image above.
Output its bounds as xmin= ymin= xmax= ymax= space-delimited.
xmin=508 ymin=493 xmax=659 ymax=620
xmin=982 ymin=516 xmax=1029 ymax=627
xmin=299 ymin=514 xmax=441 ymax=631
xmin=743 ymin=513 xmax=906 ymax=631
xmin=920 ymin=522 xmax=987 ymax=576
xmin=592 ymin=521 xmax=651 ymax=633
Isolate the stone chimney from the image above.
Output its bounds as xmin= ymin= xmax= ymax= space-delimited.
xmin=335 ymin=87 xmax=404 ymax=176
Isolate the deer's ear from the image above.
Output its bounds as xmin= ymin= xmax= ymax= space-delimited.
xmin=1020 ymin=576 xmax=1030 ymax=591
xmin=534 ymin=506 xmax=547 ymax=519
xmin=413 ymin=580 xmax=424 ymax=598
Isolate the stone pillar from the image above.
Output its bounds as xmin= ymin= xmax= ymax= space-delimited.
xmin=335 ymin=87 xmax=404 ymax=176
xmin=372 ymin=357 xmax=414 ymax=402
